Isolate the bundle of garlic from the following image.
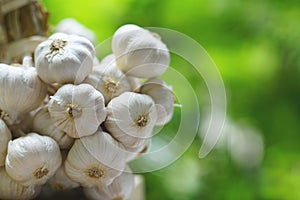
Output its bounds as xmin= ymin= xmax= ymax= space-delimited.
xmin=0 ymin=23 xmax=175 ymax=199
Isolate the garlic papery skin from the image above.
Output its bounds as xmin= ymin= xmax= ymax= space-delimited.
xmin=34 ymin=32 xmax=95 ymax=84
xmin=83 ymin=166 xmax=134 ymax=200
xmin=0 ymin=167 xmax=41 ymax=200
xmin=104 ymin=92 xmax=157 ymax=152
xmin=140 ymin=78 xmax=175 ymax=126
xmin=48 ymin=84 xmax=106 ymax=138
xmin=112 ymin=24 xmax=170 ymax=78
xmin=55 ymin=18 xmax=96 ymax=44
xmin=0 ymin=63 xmax=47 ymax=124
xmin=0 ymin=119 xmax=12 ymax=166
xmin=48 ymin=151 xmax=80 ymax=190
xmin=100 ymin=54 xmax=116 ymax=66
xmin=5 ymin=133 xmax=62 ymax=186
xmin=64 ymin=131 xmax=127 ymax=187
xmin=127 ymin=75 xmax=143 ymax=93
xmin=33 ymin=107 xmax=74 ymax=149
xmin=84 ymin=59 xmax=131 ymax=104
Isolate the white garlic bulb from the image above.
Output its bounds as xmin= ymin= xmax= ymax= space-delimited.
xmin=112 ymin=24 xmax=170 ymax=78
xmin=34 ymin=32 xmax=95 ymax=84
xmin=140 ymin=78 xmax=175 ymax=126
xmin=64 ymin=131 xmax=127 ymax=187
xmin=48 ymin=84 xmax=106 ymax=138
xmin=48 ymin=151 xmax=80 ymax=190
xmin=0 ymin=167 xmax=41 ymax=200
xmin=5 ymin=133 xmax=62 ymax=186
xmin=55 ymin=18 xmax=96 ymax=44
xmin=104 ymin=92 xmax=157 ymax=152
xmin=127 ymin=75 xmax=143 ymax=92
xmin=0 ymin=119 xmax=12 ymax=166
xmin=84 ymin=57 xmax=131 ymax=104
xmin=33 ymin=107 xmax=74 ymax=149
xmin=100 ymin=54 xmax=115 ymax=66
xmin=84 ymin=166 xmax=134 ymax=200
xmin=0 ymin=63 xmax=47 ymax=124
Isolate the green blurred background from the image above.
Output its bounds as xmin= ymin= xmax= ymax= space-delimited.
xmin=41 ymin=0 xmax=300 ymax=199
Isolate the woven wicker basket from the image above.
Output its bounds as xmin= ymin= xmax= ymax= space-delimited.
xmin=0 ymin=0 xmax=48 ymax=63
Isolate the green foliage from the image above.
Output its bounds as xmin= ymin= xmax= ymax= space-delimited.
xmin=41 ymin=0 xmax=300 ymax=199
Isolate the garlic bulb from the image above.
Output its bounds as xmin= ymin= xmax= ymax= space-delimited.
xmin=55 ymin=18 xmax=96 ymax=44
xmin=33 ymin=107 xmax=74 ymax=149
xmin=112 ymin=24 xmax=170 ymax=78
xmin=64 ymin=131 xmax=127 ymax=187
xmin=34 ymin=32 xmax=95 ymax=84
xmin=0 ymin=167 xmax=41 ymax=200
xmin=84 ymin=58 xmax=131 ymax=104
xmin=84 ymin=166 xmax=134 ymax=200
xmin=100 ymin=54 xmax=115 ymax=66
xmin=104 ymin=92 xmax=157 ymax=152
xmin=48 ymin=84 xmax=106 ymax=138
xmin=0 ymin=119 xmax=12 ymax=166
xmin=127 ymin=75 xmax=143 ymax=92
xmin=0 ymin=63 xmax=47 ymax=124
xmin=5 ymin=133 xmax=62 ymax=186
xmin=48 ymin=151 xmax=80 ymax=190
xmin=140 ymin=78 xmax=175 ymax=126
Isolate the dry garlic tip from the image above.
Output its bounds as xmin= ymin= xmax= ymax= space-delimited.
xmin=65 ymin=131 xmax=127 ymax=187
xmin=112 ymin=24 xmax=170 ymax=78
xmin=0 ymin=167 xmax=41 ymax=200
xmin=104 ymin=92 xmax=157 ymax=152
xmin=5 ymin=133 xmax=62 ymax=186
xmin=34 ymin=32 xmax=95 ymax=84
xmin=84 ymin=55 xmax=131 ymax=104
xmin=48 ymin=151 xmax=79 ymax=190
xmin=33 ymin=107 xmax=74 ymax=149
xmin=0 ymin=119 xmax=12 ymax=166
xmin=48 ymin=84 xmax=106 ymax=138
xmin=84 ymin=166 xmax=134 ymax=200
xmin=140 ymin=78 xmax=175 ymax=126
xmin=0 ymin=63 xmax=47 ymax=124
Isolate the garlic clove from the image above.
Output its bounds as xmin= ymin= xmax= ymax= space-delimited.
xmin=0 ymin=167 xmax=41 ymax=200
xmin=0 ymin=63 xmax=47 ymax=124
xmin=33 ymin=107 xmax=74 ymax=149
xmin=0 ymin=119 xmax=12 ymax=166
xmin=48 ymin=83 xmax=106 ymax=138
xmin=64 ymin=131 xmax=127 ymax=188
xmin=48 ymin=151 xmax=80 ymax=190
xmin=112 ymin=24 xmax=170 ymax=78
xmin=34 ymin=32 xmax=95 ymax=84
xmin=140 ymin=78 xmax=175 ymax=126
xmin=104 ymin=92 xmax=157 ymax=152
xmin=83 ymin=165 xmax=134 ymax=200
xmin=84 ymin=56 xmax=131 ymax=104
xmin=5 ymin=133 xmax=62 ymax=186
